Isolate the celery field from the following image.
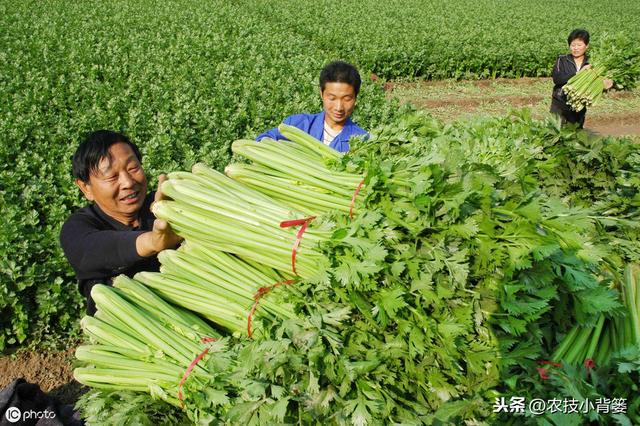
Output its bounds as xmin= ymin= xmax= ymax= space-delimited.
xmin=1 ymin=1 xmax=640 ymax=423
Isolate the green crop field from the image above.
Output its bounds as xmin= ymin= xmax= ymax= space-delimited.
xmin=260 ymin=0 xmax=640 ymax=79
xmin=0 ymin=0 xmax=403 ymax=350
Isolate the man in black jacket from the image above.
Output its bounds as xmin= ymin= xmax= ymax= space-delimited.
xmin=550 ymin=29 xmax=613 ymax=128
xmin=60 ymin=130 xmax=181 ymax=314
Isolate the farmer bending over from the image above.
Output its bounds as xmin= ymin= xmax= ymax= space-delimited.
xmin=60 ymin=130 xmax=181 ymax=314
xmin=256 ymin=60 xmax=367 ymax=152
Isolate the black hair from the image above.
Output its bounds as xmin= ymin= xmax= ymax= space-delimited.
xmin=319 ymin=61 xmax=362 ymax=95
xmin=568 ymin=29 xmax=590 ymax=45
xmin=72 ymin=130 xmax=142 ymax=182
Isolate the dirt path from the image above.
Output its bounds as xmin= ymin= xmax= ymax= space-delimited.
xmin=389 ymin=77 xmax=640 ymax=138
xmin=0 ymin=348 xmax=85 ymax=406
xmin=586 ymin=112 xmax=640 ymax=137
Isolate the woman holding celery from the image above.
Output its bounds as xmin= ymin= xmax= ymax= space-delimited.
xmin=550 ymin=29 xmax=613 ymax=128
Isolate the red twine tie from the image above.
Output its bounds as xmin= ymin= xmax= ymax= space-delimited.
xmin=247 ymin=279 xmax=296 ymax=338
xmin=349 ymin=180 xmax=365 ymax=220
xmin=536 ymin=360 xmax=562 ymax=380
xmin=178 ymin=336 xmax=217 ymax=406
xmin=536 ymin=367 xmax=550 ymax=380
xmin=584 ymin=358 xmax=596 ymax=377
xmin=280 ymin=216 xmax=315 ymax=275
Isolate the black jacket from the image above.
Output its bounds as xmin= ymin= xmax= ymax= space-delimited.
xmin=59 ymin=192 xmax=160 ymax=314
xmin=551 ymin=54 xmax=590 ymax=106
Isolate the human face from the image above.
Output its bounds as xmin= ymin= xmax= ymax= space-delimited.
xmin=569 ymin=38 xmax=588 ymax=59
xmin=321 ymin=82 xmax=356 ymax=128
xmin=76 ymin=142 xmax=147 ymax=226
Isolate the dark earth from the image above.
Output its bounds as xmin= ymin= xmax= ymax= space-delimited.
xmin=0 ymin=347 xmax=85 ymax=406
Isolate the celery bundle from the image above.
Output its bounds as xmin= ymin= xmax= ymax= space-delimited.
xmin=552 ymin=264 xmax=640 ymax=366
xmin=74 ymin=277 xmax=223 ymax=408
xmin=226 ymin=139 xmax=361 ymax=216
xmin=226 ymin=124 xmax=416 ymax=216
xmin=152 ymin=162 xmax=332 ymax=280
xmin=135 ymin=242 xmax=298 ymax=335
xmin=75 ymin=251 xmax=299 ymax=414
xmin=562 ymin=67 xmax=605 ymax=112
xmin=75 ymin=112 xmax=640 ymax=424
xmin=226 ymin=124 xmax=363 ymax=216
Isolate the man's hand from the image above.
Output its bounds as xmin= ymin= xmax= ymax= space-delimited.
xmin=136 ymin=219 xmax=182 ymax=257
xmin=137 ymin=173 xmax=183 ymax=257
xmin=150 ymin=173 xmax=168 ymax=215
xmin=154 ymin=174 xmax=168 ymax=204
xmin=603 ymin=78 xmax=614 ymax=90
xmin=580 ymin=64 xmax=592 ymax=71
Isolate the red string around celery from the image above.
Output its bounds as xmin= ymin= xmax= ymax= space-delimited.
xmin=280 ymin=216 xmax=316 ymax=275
xmin=535 ymin=359 xmax=562 ymax=380
xmin=584 ymin=358 xmax=596 ymax=377
xmin=247 ymin=279 xmax=297 ymax=338
xmin=349 ymin=179 xmax=365 ymax=219
xmin=178 ymin=336 xmax=218 ymax=406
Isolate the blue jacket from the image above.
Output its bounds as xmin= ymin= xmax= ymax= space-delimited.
xmin=256 ymin=112 xmax=367 ymax=153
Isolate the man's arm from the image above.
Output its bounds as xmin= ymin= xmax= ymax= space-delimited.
xmin=255 ymin=114 xmax=305 ymax=141
xmin=135 ymin=218 xmax=181 ymax=257
xmin=60 ymin=179 xmax=180 ymax=278
xmin=60 ymin=217 xmax=148 ymax=277
xmin=256 ymin=126 xmax=284 ymax=141
xmin=61 ymin=218 xmax=180 ymax=277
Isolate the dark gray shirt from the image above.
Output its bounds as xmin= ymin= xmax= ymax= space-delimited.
xmin=59 ymin=192 xmax=159 ymax=314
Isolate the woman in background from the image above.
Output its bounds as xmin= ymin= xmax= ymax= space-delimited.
xmin=550 ymin=28 xmax=613 ymax=128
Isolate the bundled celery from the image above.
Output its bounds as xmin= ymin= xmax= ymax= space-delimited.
xmin=552 ymin=264 xmax=640 ymax=366
xmin=175 ymin=114 xmax=624 ymax=423
xmin=563 ymin=32 xmax=640 ymax=111
xmin=226 ymin=124 xmax=417 ymax=217
xmin=226 ymin=136 xmax=362 ymax=216
xmin=76 ymin=112 xmax=640 ymax=424
xmin=74 ymin=278 xmax=224 ymax=408
xmin=135 ymin=243 xmax=298 ymax=335
xmin=153 ymin=163 xmax=332 ymax=279
xmin=562 ymin=67 xmax=605 ymax=112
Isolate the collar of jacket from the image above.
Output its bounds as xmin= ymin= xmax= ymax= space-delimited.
xmin=565 ymin=53 xmax=590 ymax=67
xmin=309 ymin=111 xmax=357 ymax=142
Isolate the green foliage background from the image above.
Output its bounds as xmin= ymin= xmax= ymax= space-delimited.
xmin=1 ymin=0 xmax=639 ymax=351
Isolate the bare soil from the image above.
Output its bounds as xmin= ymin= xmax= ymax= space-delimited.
xmin=390 ymin=78 xmax=640 ymax=138
xmin=585 ymin=112 xmax=640 ymax=137
xmin=0 ymin=347 xmax=86 ymax=406
xmin=416 ymin=95 xmax=545 ymax=110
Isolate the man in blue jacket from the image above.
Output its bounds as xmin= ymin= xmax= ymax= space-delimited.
xmin=256 ymin=61 xmax=367 ymax=153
